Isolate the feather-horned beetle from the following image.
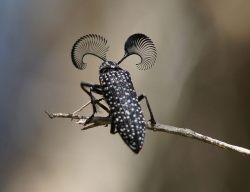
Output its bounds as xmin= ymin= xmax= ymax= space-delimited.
xmin=71 ymin=34 xmax=157 ymax=153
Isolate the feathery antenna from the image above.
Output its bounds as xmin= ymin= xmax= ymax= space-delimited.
xmin=118 ymin=34 xmax=157 ymax=70
xmin=71 ymin=34 xmax=109 ymax=70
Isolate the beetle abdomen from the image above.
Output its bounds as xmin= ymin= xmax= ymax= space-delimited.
xmin=100 ymin=68 xmax=145 ymax=153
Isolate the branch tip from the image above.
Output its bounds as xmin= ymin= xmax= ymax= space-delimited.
xmin=45 ymin=110 xmax=53 ymax=119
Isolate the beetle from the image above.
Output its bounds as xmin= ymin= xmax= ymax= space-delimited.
xmin=71 ymin=33 xmax=157 ymax=153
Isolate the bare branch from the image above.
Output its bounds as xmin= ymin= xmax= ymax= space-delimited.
xmin=45 ymin=111 xmax=250 ymax=156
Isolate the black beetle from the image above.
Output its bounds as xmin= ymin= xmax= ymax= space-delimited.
xmin=71 ymin=34 xmax=157 ymax=153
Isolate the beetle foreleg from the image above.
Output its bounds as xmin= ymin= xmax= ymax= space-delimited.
xmin=80 ymin=82 xmax=110 ymax=124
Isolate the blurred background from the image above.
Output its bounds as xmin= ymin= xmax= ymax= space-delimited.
xmin=0 ymin=0 xmax=249 ymax=191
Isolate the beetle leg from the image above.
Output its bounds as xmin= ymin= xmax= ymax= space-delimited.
xmin=80 ymin=82 xmax=110 ymax=124
xmin=138 ymin=94 xmax=156 ymax=125
xmin=110 ymin=115 xmax=118 ymax=134
xmin=80 ymin=82 xmax=110 ymax=113
xmin=80 ymin=82 xmax=103 ymax=95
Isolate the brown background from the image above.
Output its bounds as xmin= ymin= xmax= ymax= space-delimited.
xmin=0 ymin=0 xmax=249 ymax=191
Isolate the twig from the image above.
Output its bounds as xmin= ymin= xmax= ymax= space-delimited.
xmin=45 ymin=111 xmax=250 ymax=156
xmin=72 ymin=101 xmax=92 ymax=115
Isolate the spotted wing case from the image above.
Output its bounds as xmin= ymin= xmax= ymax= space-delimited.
xmin=99 ymin=62 xmax=145 ymax=153
xmin=71 ymin=34 xmax=109 ymax=70
xmin=122 ymin=33 xmax=157 ymax=70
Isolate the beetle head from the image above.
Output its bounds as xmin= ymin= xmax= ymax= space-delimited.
xmin=99 ymin=61 xmax=120 ymax=73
